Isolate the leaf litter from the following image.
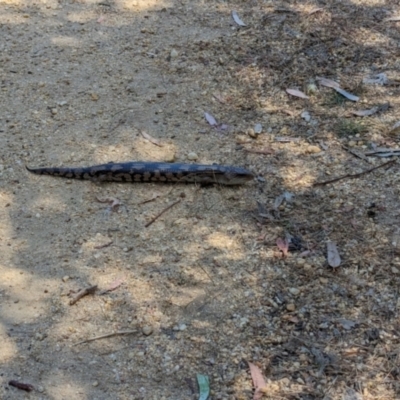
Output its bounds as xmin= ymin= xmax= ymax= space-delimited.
xmin=6 ymin=0 xmax=400 ymax=399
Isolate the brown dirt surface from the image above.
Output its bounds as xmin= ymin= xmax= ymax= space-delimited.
xmin=1 ymin=0 xmax=400 ymax=399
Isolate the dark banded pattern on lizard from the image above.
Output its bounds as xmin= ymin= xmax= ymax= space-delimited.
xmin=26 ymin=162 xmax=254 ymax=186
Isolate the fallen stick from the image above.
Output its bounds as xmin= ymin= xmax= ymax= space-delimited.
xmin=73 ymin=330 xmax=139 ymax=346
xmin=69 ymin=285 xmax=97 ymax=305
xmin=9 ymin=380 xmax=34 ymax=392
xmin=313 ymin=159 xmax=396 ymax=186
xmin=145 ymin=199 xmax=181 ymax=227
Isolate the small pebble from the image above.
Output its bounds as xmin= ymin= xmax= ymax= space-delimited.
xmin=35 ymin=332 xmax=46 ymax=341
xmin=187 ymin=152 xmax=198 ymax=161
xmin=235 ymin=134 xmax=249 ymax=144
xmin=62 ymin=275 xmax=70 ymax=282
xmin=303 ymin=263 xmax=312 ymax=270
xmin=391 ymin=267 xmax=399 ymax=274
xmin=307 ymin=83 xmax=318 ymax=95
xmin=286 ymin=303 xmax=296 ymax=312
xmin=92 ymin=381 xmax=99 ymax=387
xmin=170 ymin=49 xmax=178 ymax=59
xmin=91 ymin=93 xmax=99 ymax=101
xmin=178 ymin=323 xmax=187 ymax=331
xmin=301 ymin=111 xmax=311 ymax=122
xmin=289 ymin=288 xmax=300 ymax=295
xmin=247 ymin=128 xmax=257 ymax=138
xmin=306 ymin=145 xmax=321 ymax=154
xmin=254 ymin=123 xmax=262 ymax=134
xmin=142 ymin=325 xmax=153 ymax=336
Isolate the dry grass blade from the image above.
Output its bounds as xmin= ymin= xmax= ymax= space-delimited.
xmin=140 ymin=130 xmax=163 ymax=147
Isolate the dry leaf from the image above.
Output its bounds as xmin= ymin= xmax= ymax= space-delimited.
xmin=316 ymin=77 xmax=340 ymax=88
xmin=244 ymin=148 xmax=274 ymax=155
xmin=140 ymin=130 xmax=163 ymax=147
xmin=334 ymin=87 xmax=359 ymax=102
xmin=308 ymin=8 xmax=323 ymax=15
xmin=102 ymin=278 xmax=125 ymax=294
xmin=204 ymin=112 xmax=217 ymax=126
xmin=389 ymin=121 xmax=400 ymax=133
xmin=327 ymin=241 xmax=341 ymax=268
xmin=232 ymin=10 xmax=246 ymax=26
xmin=343 ymin=388 xmax=363 ymax=400
xmin=385 ymin=16 xmax=400 ymax=22
xmin=352 ymin=107 xmax=378 ymax=117
xmin=276 ymin=238 xmax=289 ymax=257
xmin=363 ymin=73 xmax=388 ymax=85
xmin=274 ymin=136 xmax=300 ymax=142
xmin=248 ymin=362 xmax=267 ymax=400
xmin=286 ymin=88 xmax=309 ymax=99
xmin=283 ymin=315 xmax=300 ymax=323
xmin=213 ymin=92 xmax=226 ymax=104
xmin=339 ymin=319 xmax=357 ymax=330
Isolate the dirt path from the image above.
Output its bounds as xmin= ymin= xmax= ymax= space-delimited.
xmin=1 ymin=1 xmax=400 ymax=399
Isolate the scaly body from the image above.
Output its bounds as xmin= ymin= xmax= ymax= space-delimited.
xmin=26 ymin=161 xmax=254 ymax=186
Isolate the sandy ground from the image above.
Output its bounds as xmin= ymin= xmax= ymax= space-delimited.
xmin=1 ymin=1 xmax=400 ymax=399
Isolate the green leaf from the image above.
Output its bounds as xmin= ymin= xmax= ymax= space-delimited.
xmin=197 ymin=374 xmax=210 ymax=400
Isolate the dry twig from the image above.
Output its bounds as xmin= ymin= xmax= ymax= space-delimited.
xmin=145 ymin=199 xmax=181 ymax=227
xmin=313 ymin=160 xmax=396 ymax=186
xmin=69 ymin=285 xmax=97 ymax=305
xmin=73 ymin=330 xmax=139 ymax=346
xmin=9 ymin=380 xmax=34 ymax=392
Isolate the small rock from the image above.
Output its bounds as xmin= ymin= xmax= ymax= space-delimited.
xmin=50 ymin=108 xmax=58 ymax=115
xmin=142 ymin=325 xmax=153 ymax=336
xmin=254 ymin=123 xmax=262 ymax=134
xmin=305 ymin=145 xmax=321 ymax=154
xmin=62 ymin=275 xmax=70 ymax=282
xmin=289 ymin=288 xmax=300 ymax=295
xmin=126 ymin=82 xmax=136 ymax=93
xmin=91 ymin=93 xmax=99 ymax=101
xmin=301 ymin=111 xmax=311 ymax=122
xmin=391 ymin=266 xmax=399 ymax=274
xmin=235 ymin=134 xmax=249 ymax=144
xmin=286 ymin=303 xmax=296 ymax=311
xmin=92 ymin=381 xmax=99 ymax=387
xmin=247 ymin=128 xmax=258 ymax=138
xmin=178 ymin=323 xmax=187 ymax=331
xmin=35 ymin=332 xmax=46 ymax=341
xmin=170 ymin=49 xmax=178 ymax=59
xmin=320 ymin=277 xmax=328 ymax=284
xmin=296 ymin=258 xmax=305 ymax=266
xmin=307 ymin=83 xmax=318 ymax=95
xmin=348 ymin=140 xmax=356 ymax=147
xmin=187 ymin=152 xmax=198 ymax=161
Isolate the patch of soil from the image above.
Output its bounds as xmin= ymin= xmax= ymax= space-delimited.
xmin=1 ymin=1 xmax=400 ymax=399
